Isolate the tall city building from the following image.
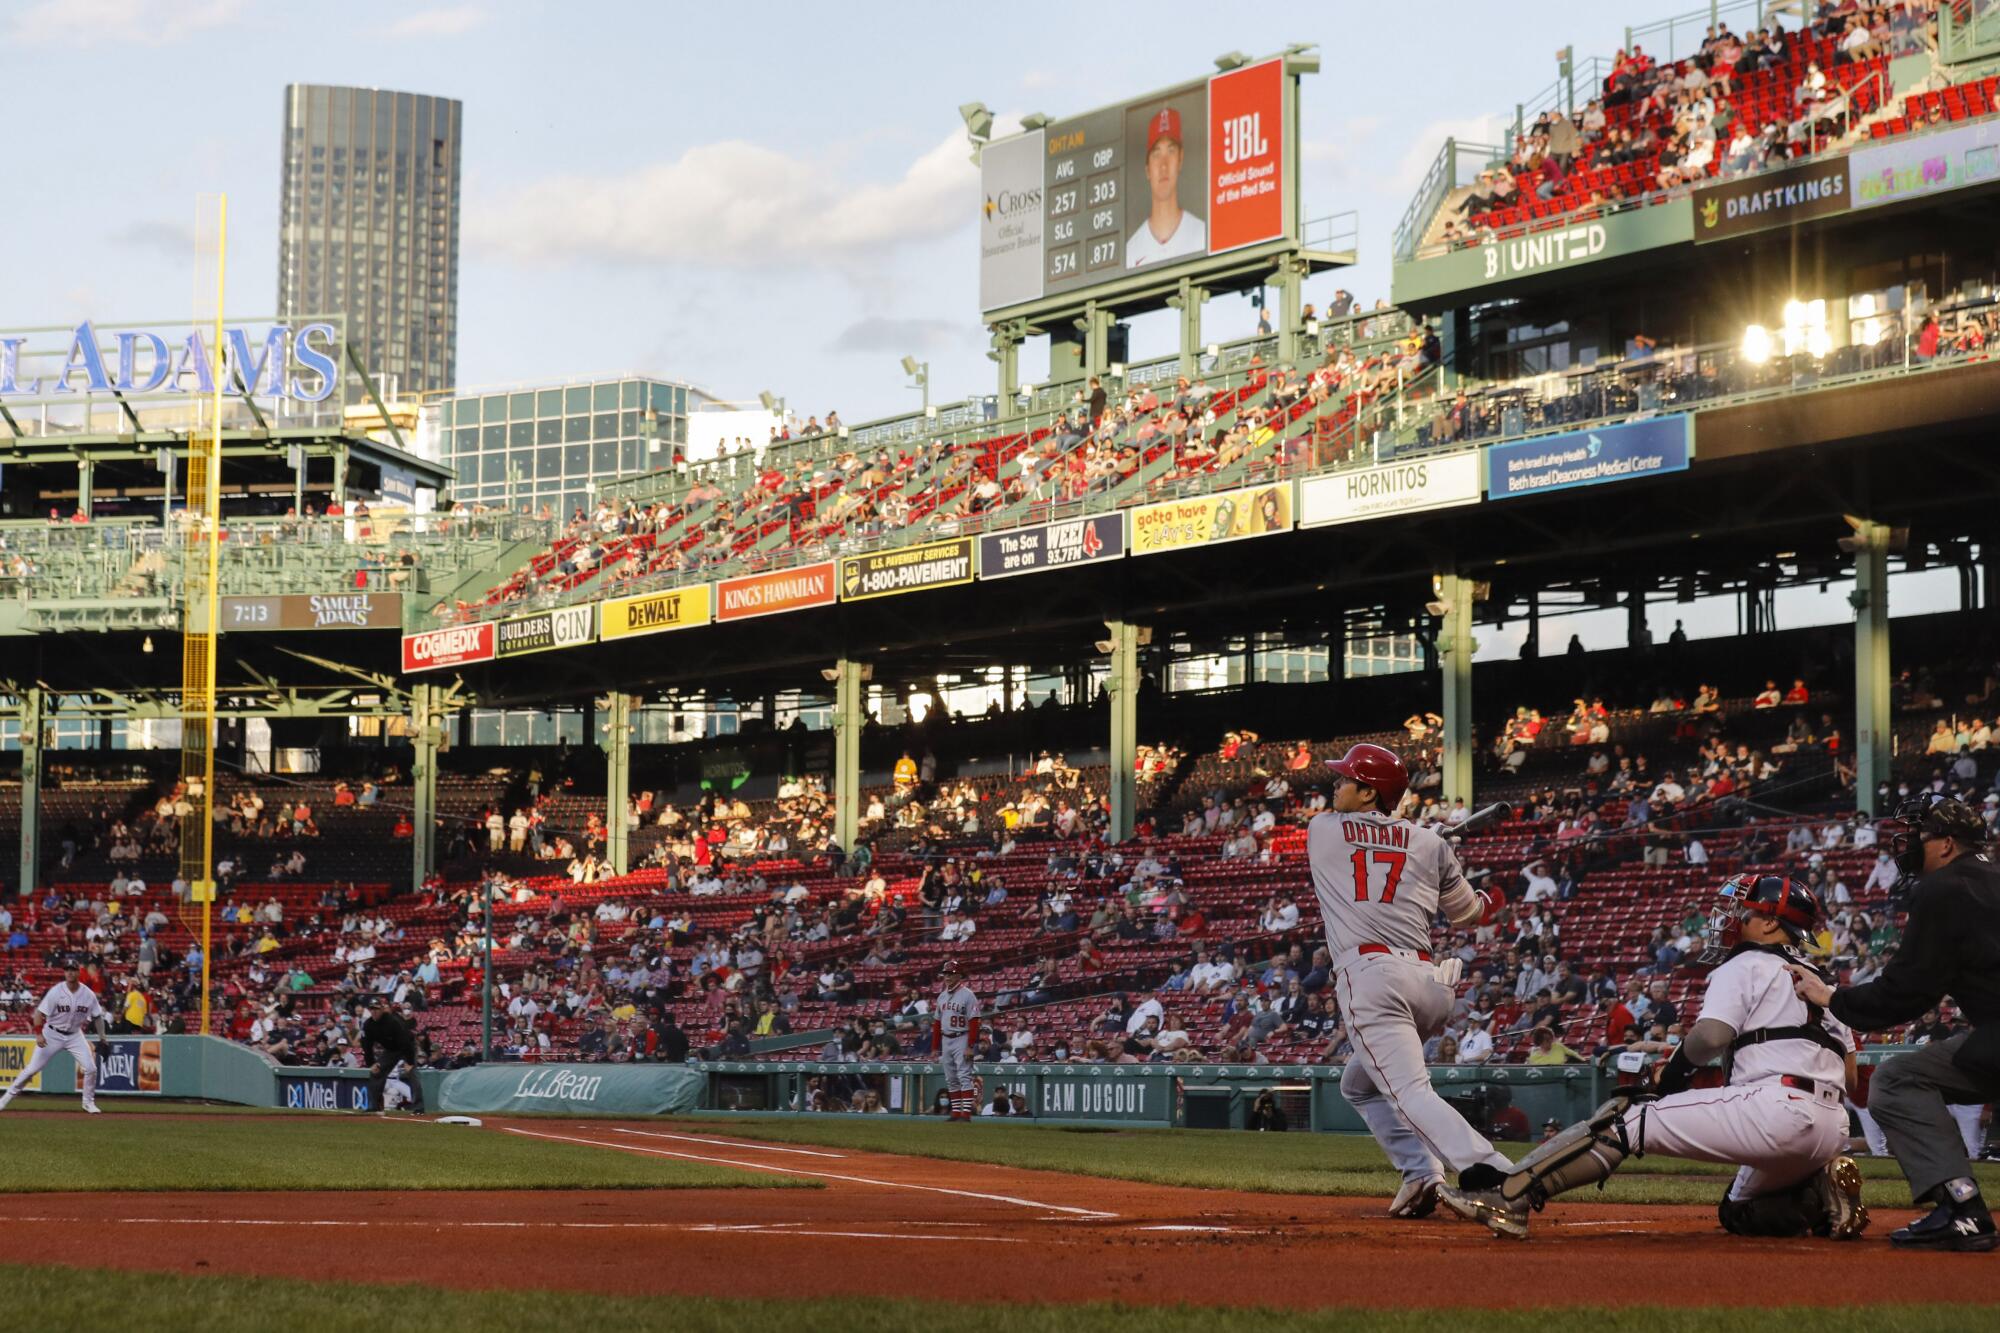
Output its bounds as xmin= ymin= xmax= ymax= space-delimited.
xmin=277 ymin=85 xmax=462 ymax=406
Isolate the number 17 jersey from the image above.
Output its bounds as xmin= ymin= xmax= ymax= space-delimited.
xmin=1307 ymin=810 xmax=1473 ymax=956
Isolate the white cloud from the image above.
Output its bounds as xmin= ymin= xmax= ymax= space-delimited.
xmin=385 ymin=5 xmax=488 ymax=38
xmin=830 ymin=316 xmax=967 ymax=356
xmin=472 ymin=128 xmax=977 ymax=272
xmin=8 ymin=0 xmax=245 ymax=47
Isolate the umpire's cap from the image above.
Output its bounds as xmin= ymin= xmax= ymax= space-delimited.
xmin=1326 ymin=743 xmax=1409 ymax=812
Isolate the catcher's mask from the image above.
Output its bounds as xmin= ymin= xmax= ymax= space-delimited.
xmin=1696 ymin=873 xmax=1819 ymax=965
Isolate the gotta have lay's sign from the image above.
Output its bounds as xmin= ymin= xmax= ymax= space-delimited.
xmin=599 ymin=585 xmax=713 ymax=640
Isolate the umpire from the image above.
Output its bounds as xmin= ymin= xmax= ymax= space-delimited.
xmin=1790 ymin=792 xmax=2000 ymax=1251
xmin=361 ymin=995 xmax=425 ymax=1115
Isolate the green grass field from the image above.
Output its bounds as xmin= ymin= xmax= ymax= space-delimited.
xmin=656 ymin=1113 xmax=2000 ymax=1209
xmin=0 ymin=1106 xmax=808 ymax=1192
xmin=0 ymin=1266 xmax=1988 ymax=1333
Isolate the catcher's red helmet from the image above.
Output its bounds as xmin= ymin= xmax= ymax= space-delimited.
xmin=1326 ymin=743 xmax=1408 ymax=812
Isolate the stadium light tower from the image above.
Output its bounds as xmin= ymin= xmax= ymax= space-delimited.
xmin=901 ymin=355 xmax=931 ymax=415
xmin=959 ymin=100 xmax=993 ymax=164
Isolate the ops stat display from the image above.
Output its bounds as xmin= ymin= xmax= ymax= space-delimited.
xmin=1042 ymin=118 xmax=1125 ymax=293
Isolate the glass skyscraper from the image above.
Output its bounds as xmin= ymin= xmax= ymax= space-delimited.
xmin=278 ymin=85 xmax=462 ymax=405
xmin=441 ymin=376 xmax=700 ymax=521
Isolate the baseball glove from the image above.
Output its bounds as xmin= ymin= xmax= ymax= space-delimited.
xmin=93 ymin=1039 xmax=111 ymax=1063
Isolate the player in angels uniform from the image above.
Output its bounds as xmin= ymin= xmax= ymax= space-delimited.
xmin=1309 ymin=744 xmax=1514 ymax=1219
xmin=1440 ymin=874 xmax=1868 ymax=1241
xmin=931 ymin=959 xmax=980 ymax=1122
xmin=0 ymin=959 xmax=109 ymax=1114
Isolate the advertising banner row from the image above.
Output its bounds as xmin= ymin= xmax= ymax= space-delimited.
xmin=1693 ymin=119 xmax=2000 ymax=243
xmin=404 ymin=427 xmax=1692 ymax=673
xmin=0 ymin=1037 xmax=163 ymax=1095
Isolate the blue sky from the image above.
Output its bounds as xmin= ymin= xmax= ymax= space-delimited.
xmin=11 ymin=0 xmax=1677 ymax=420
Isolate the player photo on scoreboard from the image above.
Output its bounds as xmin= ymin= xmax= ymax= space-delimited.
xmin=1125 ymin=91 xmax=1207 ymax=269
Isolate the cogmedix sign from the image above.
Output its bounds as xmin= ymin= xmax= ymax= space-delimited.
xmin=840 ymin=538 xmax=974 ymax=601
xmin=401 ymin=622 xmax=496 ymax=673
xmin=599 ymin=585 xmax=713 ymax=640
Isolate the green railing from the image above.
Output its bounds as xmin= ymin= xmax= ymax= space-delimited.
xmin=1394 ymin=138 xmax=1506 ymax=261
xmin=1941 ymin=0 xmax=2000 ymax=65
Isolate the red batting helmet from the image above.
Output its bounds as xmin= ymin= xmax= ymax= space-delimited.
xmin=1326 ymin=743 xmax=1408 ymax=812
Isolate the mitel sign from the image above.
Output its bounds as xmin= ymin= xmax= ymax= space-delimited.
xmin=0 ymin=321 xmax=340 ymax=402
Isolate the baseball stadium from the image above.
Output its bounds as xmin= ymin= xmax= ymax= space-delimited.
xmin=4 ymin=2 xmax=2000 ymax=1329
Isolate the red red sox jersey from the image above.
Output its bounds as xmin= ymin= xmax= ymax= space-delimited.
xmin=36 ymin=982 xmax=103 ymax=1036
xmin=1307 ymin=810 xmax=1483 ymax=955
xmin=934 ymin=983 xmax=979 ymax=1042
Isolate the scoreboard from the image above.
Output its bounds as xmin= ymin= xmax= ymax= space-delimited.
xmin=1042 ymin=110 xmax=1131 ymax=297
xmin=980 ymin=58 xmax=1291 ymax=314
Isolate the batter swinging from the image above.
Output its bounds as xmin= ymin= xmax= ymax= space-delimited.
xmin=1308 ymin=744 xmax=1512 ymax=1219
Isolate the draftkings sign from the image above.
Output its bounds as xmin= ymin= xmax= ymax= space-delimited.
xmin=1694 ymin=158 xmax=1850 ymax=242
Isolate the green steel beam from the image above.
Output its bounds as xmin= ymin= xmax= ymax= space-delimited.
xmin=17 ymin=686 xmax=41 ymax=897
xmin=1436 ymin=572 xmax=1475 ymax=808
xmin=603 ymin=693 xmax=633 ymax=876
xmin=1172 ymin=278 xmax=1206 ymax=379
xmin=345 ymin=340 xmax=407 ymax=454
xmin=410 ymin=680 xmax=439 ymax=893
xmin=1852 ymin=522 xmax=1893 ymax=815
xmin=1105 ymin=620 xmax=1141 ymax=842
xmin=831 ymin=659 xmax=866 ymax=854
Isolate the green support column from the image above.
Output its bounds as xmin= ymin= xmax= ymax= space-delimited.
xmin=409 ymin=681 xmax=439 ymax=894
xmin=990 ymin=320 xmax=1022 ymax=420
xmin=1852 ymin=522 xmax=1893 ymax=815
xmin=331 ymin=444 xmax=349 ymax=508
xmin=77 ymin=457 xmax=94 ymax=520
xmin=18 ymin=687 xmax=42 ymax=897
xmin=1105 ymin=621 xmax=1141 ymax=842
xmin=1272 ymin=258 xmax=1304 ymax=365
xmin=602 ymin=692 xmax=632 ymax=876
xmin=1436 ymin=573 xmax=1475 ymax=808
xmin=831 ymin=660 xmax=866 ymax=855
xmin=1079 ymin=302 xmax=1112 ymax=382
xmin=1172 ymin=278 xmax=1207 ymax=377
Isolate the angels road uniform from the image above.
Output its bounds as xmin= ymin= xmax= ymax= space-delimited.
xmin=932 ymin=982 xmax=980 ymax=1121
xmin=0 ymin=981 xmax=104 ymax=1111
xmin=1623 ymin=946 xmax=1855 ymax=1201
xmin=1308 ymin=808 xmax=1510 ymax=1185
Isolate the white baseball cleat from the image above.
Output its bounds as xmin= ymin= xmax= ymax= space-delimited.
xmin=1437 ymin=1183 xmax=1531 ymax=1239
xmin=1388 ymin=1175 xmax=1443 ymax=1218
xmin=82 ymin=1104 xmax=102 ymax=1115
xmin=0 ymin=1094 xmax=13 ymax=1112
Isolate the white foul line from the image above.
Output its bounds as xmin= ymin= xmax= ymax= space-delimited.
xmin=608 ymin=1128 xmax=847 ymax=1158
xmin=0 ymin=1215 xmax=1021 ymax=1242
xmin=500 ymin=1127 xmax=1120 ymax=1219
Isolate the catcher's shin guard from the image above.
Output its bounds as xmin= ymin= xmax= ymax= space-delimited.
xmin=1499 ymin=1093 xmax=1640 ymax=1210
xmin=1718 ymin=1188 xmax=1815 ymax=1237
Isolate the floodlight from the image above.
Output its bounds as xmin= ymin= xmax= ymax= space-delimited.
xmin=1214 ymin=51 xmax=1250 ymax=70
xmin=900 ymin=355 xmax=920 ymax=376
xmin=958 ymin=101 xmax=994 ymax=141
xmin=1020 ymin=112 xmax=1050 ymax=130
xmin=1741 ymin=324 xmax=1773 ymax=365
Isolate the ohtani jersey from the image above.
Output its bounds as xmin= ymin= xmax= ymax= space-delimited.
xmin=1699 ymin=948 xmax=1854 ymax=1087
xmin=1308 ymin=810 xmax=1481 ymax=955
xmin=934 ymin=983 xmax=979 ymax=1039
xmin=36 ymin=982 xmax=103 ymax=1036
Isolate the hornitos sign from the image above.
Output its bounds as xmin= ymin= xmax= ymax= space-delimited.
xmin=0 ymin=320 xmax=340 ymax=403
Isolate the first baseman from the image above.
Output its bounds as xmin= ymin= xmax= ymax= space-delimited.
xmin=1440 ymin=874 xmax=1868 ymax=1241
xmin=0 ymin=959 xmax=109 ymax=1114
xmin=1308 ymin=744 xmax=1512 ymax=1219
xmin=931 ymin=958 xmax=979 ymax=1122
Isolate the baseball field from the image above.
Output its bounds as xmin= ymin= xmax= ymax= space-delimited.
xmin=1 ymin=1100 xmax=1994 ymax=1330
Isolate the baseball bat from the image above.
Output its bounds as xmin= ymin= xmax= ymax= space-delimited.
xmin=1440 ymin=801 xmax=1513 ymax=841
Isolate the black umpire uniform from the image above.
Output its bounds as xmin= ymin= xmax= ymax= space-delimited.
xmin=361 ymin=1000 xmax=425 ymax=1114
xmin=1821 ymin=794 xmax=2000 ymax=1249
